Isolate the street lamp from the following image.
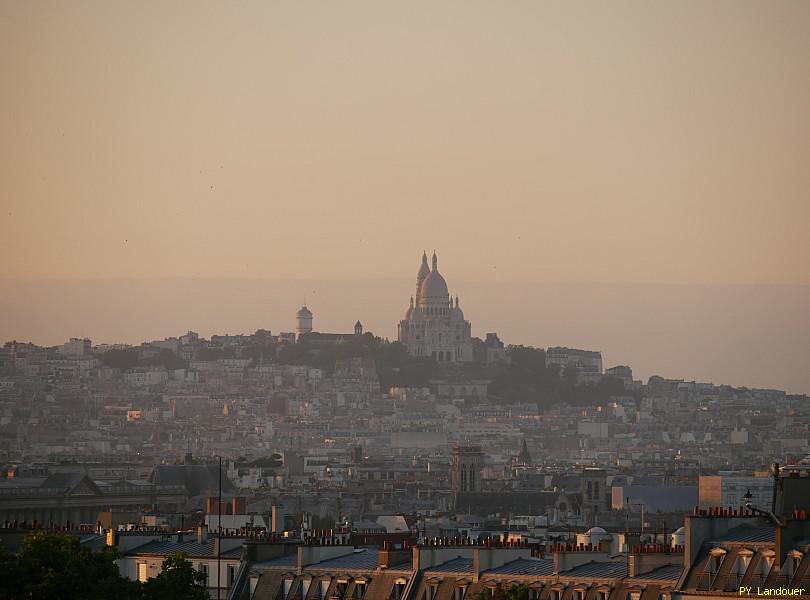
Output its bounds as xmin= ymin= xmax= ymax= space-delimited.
xmin=217 ymin=455 xmax=222 ymax=600
xmin=743 ymin=489 xmax=753 ymax=509
xmin=741 ymin=487 xmax=783 ymax=527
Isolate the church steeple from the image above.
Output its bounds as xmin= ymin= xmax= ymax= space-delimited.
xmin=416 ymin=251 xmax=430 ymax=302
xmin=518 ymin=438 xmax=532 ymax=465
xmin=432 ymin=251 xmax=438 ymax=271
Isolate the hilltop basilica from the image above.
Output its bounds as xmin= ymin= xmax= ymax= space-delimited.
xmin=397 ymin=252 xmax=473 ymax=362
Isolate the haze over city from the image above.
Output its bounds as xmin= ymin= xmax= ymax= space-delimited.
xmin=2 ymin=1 xmax=809 ymax=393
xmin=3 ymin=3 xmax=810 ymax=599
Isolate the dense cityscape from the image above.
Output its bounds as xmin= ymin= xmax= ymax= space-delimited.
xmin=1 ymin=253 xmax=809 ymax=598
xmin=4 ymin=0 xmax=809 ymax=597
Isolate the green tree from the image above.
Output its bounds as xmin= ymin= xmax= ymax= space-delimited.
xmin=196 ymin=346 xmax=223 ymax=361
xmin=0 ymin=533 xmax=215 ymax=600
xmin=467 ymin=584 xmax=528 ymax=600
xmin=143 ymin=349 xmax=188 ymax=371
xmin=0 ymin=530 xmax=141 ymax=600
xmin=142 ymin=553 xmax=209 ymax=600
xmin=505 ymin=584 xmax=530 ymax=600
xmin=100 ymin=348 xmax=140 ymax=370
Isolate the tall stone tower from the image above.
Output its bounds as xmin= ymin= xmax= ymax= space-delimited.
xmin=451 ymin=444 xmax=484 ymax=508
xmin=580 ymin=467 xmax=608 ymax=523
xmin=295 ymin=305 xmax=313 ymax=340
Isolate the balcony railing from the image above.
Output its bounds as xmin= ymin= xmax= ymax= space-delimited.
xmin=721 ymin=573 xmax=742 ymax=592
xmin=696 ymin=573 xmax=714 ymax=591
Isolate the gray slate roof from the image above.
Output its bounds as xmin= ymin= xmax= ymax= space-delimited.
xmin=560 ymin=561 xmax=628 ymax=579
xmin=628 ymin=564 xmax=683 ymax=582
xmin=149 ymin=464 xmax=234 ymax=496
xmin=425 ymin=558 xmax=474 ymax=575
xmin=127 ymin=539 xmax=242 ymax=558
xmin=255 ymin=553 xmax=298 ymax=568
xmin=310 ymin=548 xmax=381 ymax=571
xmin=710 ymin=526 xmax=775 ymax=544
xmin=486 ymin=558 xmax=555 ymax=577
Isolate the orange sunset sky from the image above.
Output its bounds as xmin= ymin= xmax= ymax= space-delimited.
xmin=1 ymin=1 xmax=809 ymax=391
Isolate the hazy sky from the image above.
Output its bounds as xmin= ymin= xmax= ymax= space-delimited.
xmin=1 ymin=2 xmax=809 ymax=390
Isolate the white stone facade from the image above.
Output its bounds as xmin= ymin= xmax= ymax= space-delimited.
xmin=397 ymin=252 xmax=473 ymax=362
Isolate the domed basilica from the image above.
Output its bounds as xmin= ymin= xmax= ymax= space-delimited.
xmin=397 ymin=252 xmax=473 ymax=362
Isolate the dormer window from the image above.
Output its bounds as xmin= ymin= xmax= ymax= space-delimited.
xmin=732 ymin=550 xmax=753 ymax=587
xmin=783 ymin=551 xmax=802 ymax=582
xmin=698 ymin=548 xmax=727 ymax=590
xmin=392 ymin=578 xmax=408 ymax=600
xmin=760 ymin=550 xmax=776 ymax=577
xmin=709 ymin=548 xmax=727 ymax=577
xmin=791 ymin=555 xmax=802 ymax=579
xmin=301 ymin=577 xmax=312 ymax=599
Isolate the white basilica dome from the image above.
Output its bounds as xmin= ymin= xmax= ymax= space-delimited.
xmin=419 ymin=269 xmax=449 ymax=300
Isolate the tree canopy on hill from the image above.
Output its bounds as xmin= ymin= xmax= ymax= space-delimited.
xmin=100 ymin=348 xmax=188 ymax=371
xmin=277 ymin=334 xmax=438 ymax=387
xmin=273 ymin=335 xmax=630 ymax=407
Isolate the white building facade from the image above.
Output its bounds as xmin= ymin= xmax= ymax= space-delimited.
xmin=397 ymin=252 xmax=473 ymax=362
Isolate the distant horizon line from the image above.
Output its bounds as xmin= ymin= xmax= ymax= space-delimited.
xmin=4 ymin=330 xmax=807 ymax=398
xmin=2 ymin=276 xmax=809 ymax=288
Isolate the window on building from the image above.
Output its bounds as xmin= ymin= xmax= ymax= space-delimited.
xmin=138 ymin=562 xmax=148 ymax=583
xmin=228 ymin=565 xmax=236 ymax=587
xmin=782 ymin=552 xmax=800 ymax=580
xmin=627 ymin=592 xmax=641 ymax=600
xmin=734 ymin=552 xmax=752 ymax=585
xmin=392 ymin=579 xmax=408 ymax=600
xmin=354 ymin=580 xmax=369 ymax=600
xmin=791 ymin=554 xmax=801 ymax=577
xmin=706 ymin=549 xmax=726 ymax=586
